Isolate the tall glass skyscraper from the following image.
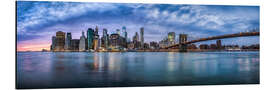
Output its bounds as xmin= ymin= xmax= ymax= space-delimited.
xmin=64 ymin=32 xmax=72 ymax=50
xmin=102 ymin=28 xmax=109 ymax=49
xmin=93 ymin=26 xmax=99 ymax=51
xmin=87 ymin=28 xmax=94 ymax=50
xmin=168 ymin=32 xmax=175 ymax=45
xmin=140 ymin=27 xmax=144 ymax=48
xmin=51 ymin=36 xmax=56 ymax=51
xmin=95 ymin=26 xmax=99 ymax=35
xmin=79 ymin=31 xmax=86 ymax=51
xmin=122 ymin=26 xmax=128 ymax=42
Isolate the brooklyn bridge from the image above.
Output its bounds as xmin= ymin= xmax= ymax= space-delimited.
xmin=163 ymin=30 xmax=259 ymax=52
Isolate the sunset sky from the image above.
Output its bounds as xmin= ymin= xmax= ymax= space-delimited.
xmin=16 ymin=1 xmax=259 ymax=51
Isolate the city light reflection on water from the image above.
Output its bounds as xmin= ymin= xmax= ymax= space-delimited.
xmin=17 ymin=52 xmax=259 ymax=89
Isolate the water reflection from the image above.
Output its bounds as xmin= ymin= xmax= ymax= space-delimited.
xmin=17 ymin=52 xmax=260 ymax=88
xmin=167 ymin=52 xmax=178 ymax=72
xmin=108 ymin=53 xmax=120 ymax=71
xmin=22 ymin=56 xmax=33 ymax=72
xmin=192 ymin=59 xmax=218 ymax=77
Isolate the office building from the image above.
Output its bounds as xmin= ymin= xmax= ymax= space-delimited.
xmin=122 ymin=26 xmax=128 ymax=48
xmin=140 ymin=27 xmax=144 ymax=49
xmin=93 ymin=26 xmax=100 ymax=51
xmin=127 ymin=42 xmax=135 ymax=49
xmin=199 ymin=44 xmax=209 ymax=49
xmin=158 ymin=38 xmax=168 ymax=48
xmin=210 ymin=44 xmax=217 ymax=49
xmin=143 ymin=43 xmax=150 ymax=49
xmin=150 ymin=41 xmax=158 ymax=49
xmin=71 ymin=39 xmax=80 ymax=51
xmin=133 ymin=32 xmax=139 ymax=42
xmin=168 ymin=32 xmax=175 ymax=45
xmin=187 ymin=44 xmax=197 ymax=49
xmin=109 ymin=33 xmax=125 ymax=49
xmin=95 ymin=26 xmax=99 ymax=35
xmin=51 ymin=36 xmax=56 ymax=51
xmin=101 ymin=28 xmax=109 ymax=49
xmin=133 ymin=32 xmax=140 ymax=49
xmin=93 ymin=36 xmax=99 ymax=51
xmin=64 ymin=32 xmax=72 ymax=50
xmin=122 ymin=26 xmax=128 ymax=41
xmin=55 ymin=31 xmax=65 ymax=51
xmin=87 ymin=28 xmax=95 ymax=50
xmin=79 ymin=31 xmax=87 ymax=51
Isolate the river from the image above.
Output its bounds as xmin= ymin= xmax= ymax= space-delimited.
xmin=16 ymin=52 xmax=259 ymax=89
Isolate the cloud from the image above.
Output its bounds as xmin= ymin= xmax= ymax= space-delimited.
xmin=16 ymin=1 xmax=260 ymax=51
xmin=136 ymin=5 xmax=259 ymax=32
xmin=17 ymin=1 xmax=119 ymax=35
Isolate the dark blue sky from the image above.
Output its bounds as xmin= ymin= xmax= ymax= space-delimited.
xmin=16 ymin=1 xmax=259 ymax=51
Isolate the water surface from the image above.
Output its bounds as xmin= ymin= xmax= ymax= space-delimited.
xmin=16 ymin=52 xmax=259 ymax=89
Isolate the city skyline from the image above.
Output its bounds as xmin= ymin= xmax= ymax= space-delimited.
xmin=17 ymin=1 xmax=259 ymax=51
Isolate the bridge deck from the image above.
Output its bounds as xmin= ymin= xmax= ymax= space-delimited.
xmin=165 ymin=32 xmax=259 ymax=49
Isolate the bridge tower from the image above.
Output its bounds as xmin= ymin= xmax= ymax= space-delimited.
xmin=179 ymin=34 xmax=187 ymax=52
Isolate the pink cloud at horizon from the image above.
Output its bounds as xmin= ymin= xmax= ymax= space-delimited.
xmin=17 ymin=39 xmax=51 ymax=51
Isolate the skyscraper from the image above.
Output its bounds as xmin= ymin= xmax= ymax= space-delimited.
xmin=122 ymin=26 xmax=128 ymax=48
xmin=93 ymin=36 xmax=99 ymax=51
xmin=109 ymin=33 xmax=125 ymax=49
xmin=95 ymin=26 xmax=99 ymax=35
xmin=71 ymin=39 xmax=80 ymax=51
xmin=64 ymin=32 xmax=72 ymax=50
xmin=87 ymin=28 xmax=95 ymax=50
xmin=79 ymin=31 xmax=87 ymax=51
xmin=101 ymin=28 xmax=109 ymax=49
xmin=133 ymin=32 xmax=140 ymax=49
xmin=168 ymin=32 xmax=175 ymax=45
xmin=140 ymin=27 xmax=144 ymax=49
xmin=51 ymin=36 xmax=56 ymax=51
xmin=133 ymin=32 xmax=139 ymax=43
xmin=103 ymin=29 xmax=108 ymax=37
xmin=122 ymin=26 xmax=127 ymax=40
xmin=55 ymin=31 xmax=65 ymax=51
xmin=116 ymin=29 xmax=120 ymax=35
xmin=150 ymin=41 xmax=158 ymax=49
xmin=93 ymin=26 xmax=100 ymax=51
xmin=158 ymin=38 xmax=168 ymax=48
